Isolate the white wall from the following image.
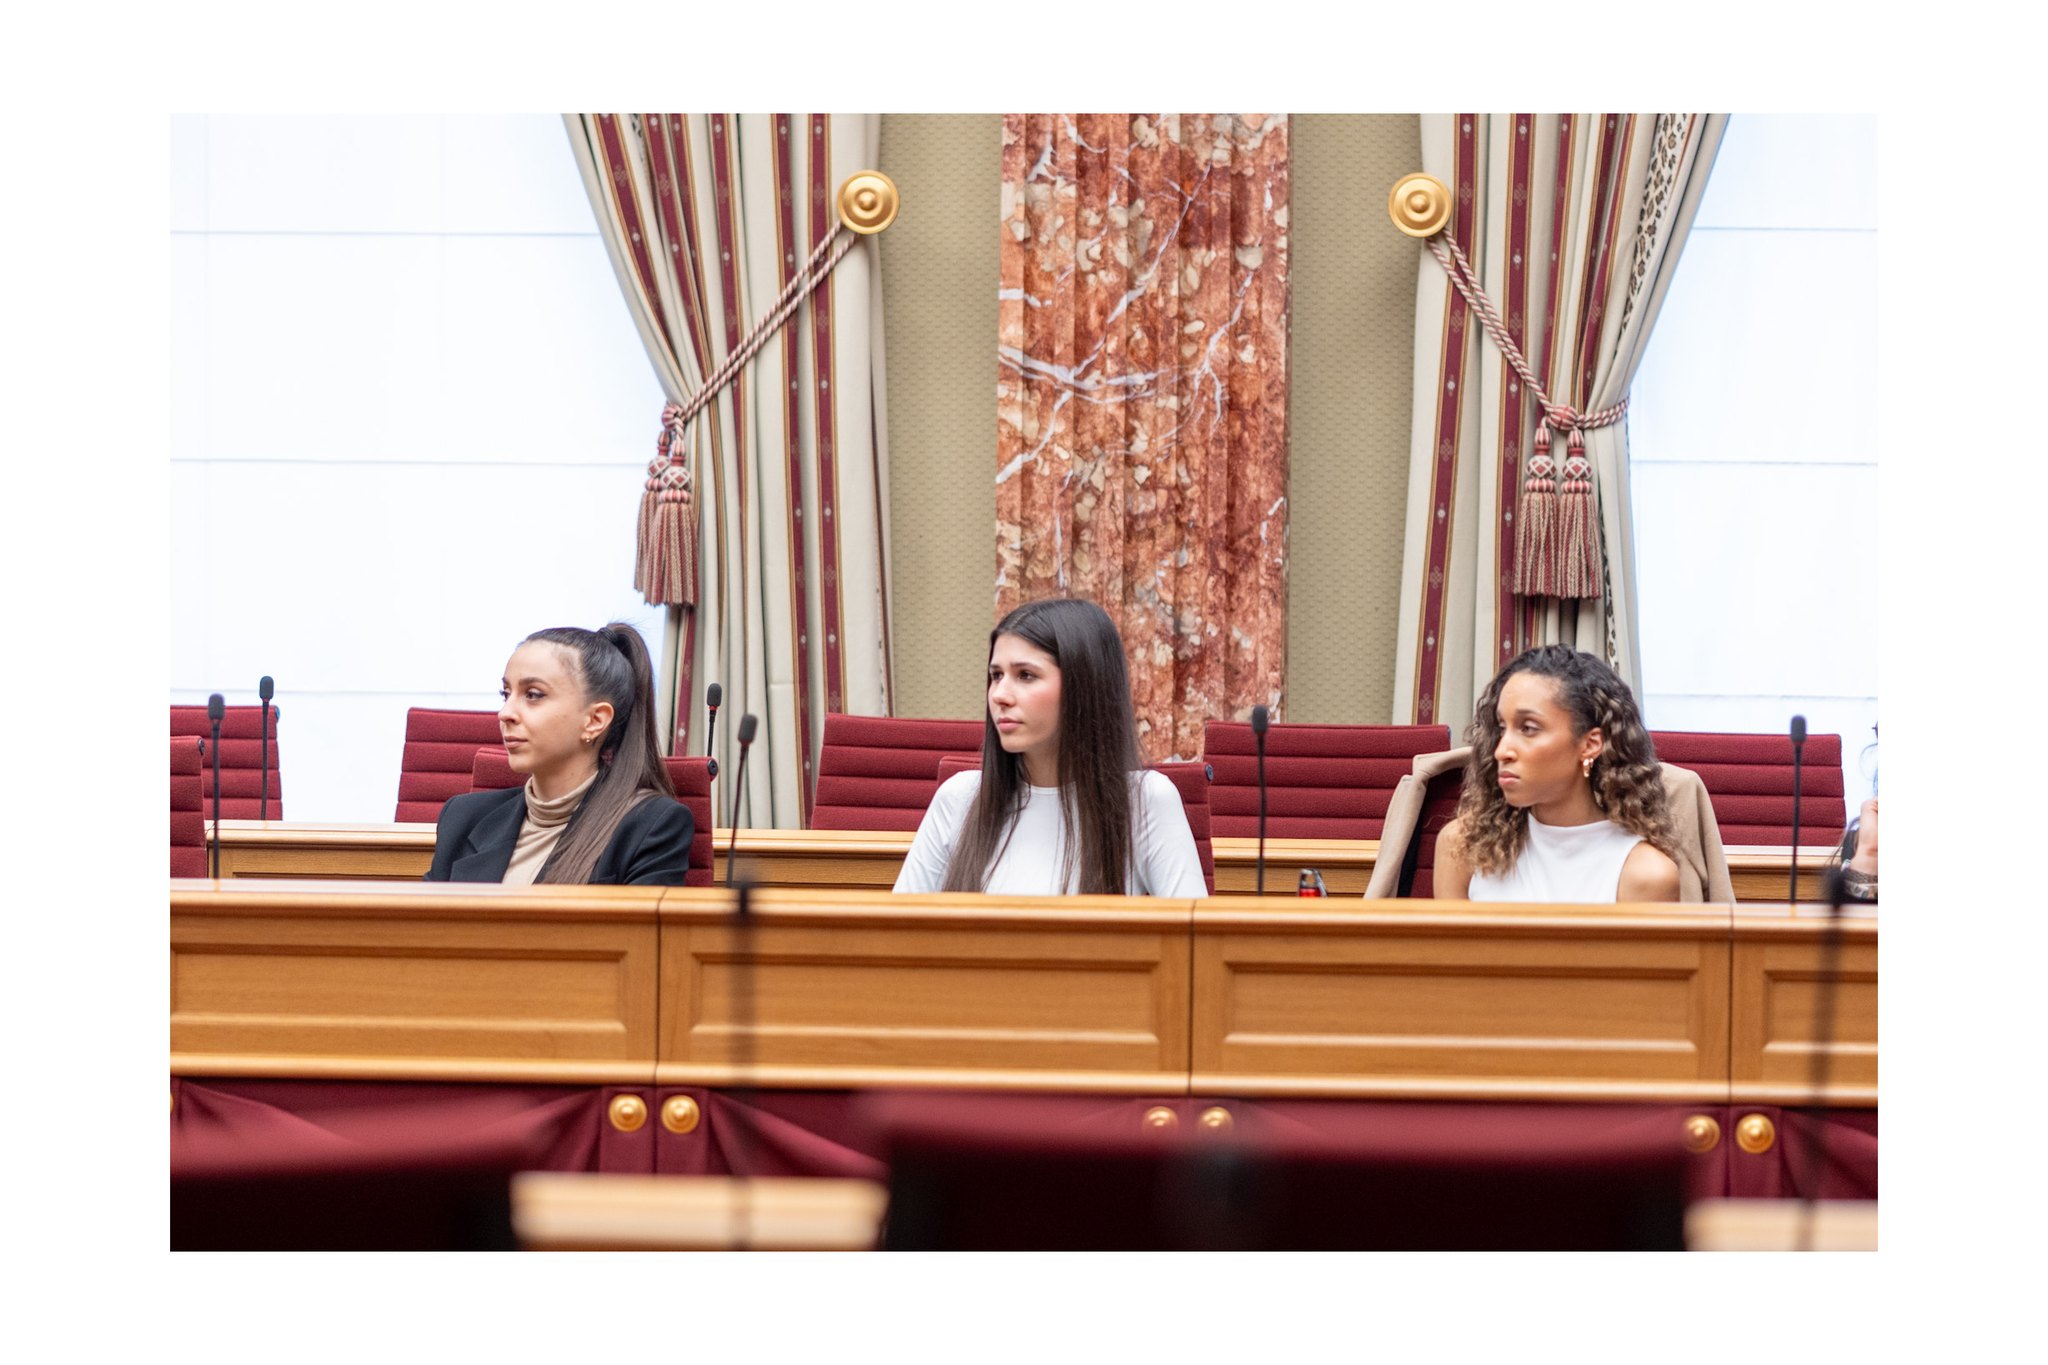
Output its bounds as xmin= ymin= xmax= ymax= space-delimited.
xmin=171 ymin=114 xmax=667 ymax=822
xmin=1631 ymin=114 xmax=1880 ymax=812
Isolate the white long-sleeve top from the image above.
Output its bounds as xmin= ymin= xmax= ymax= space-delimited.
xmin=892 ymin=769 xmax=1207 ymax=897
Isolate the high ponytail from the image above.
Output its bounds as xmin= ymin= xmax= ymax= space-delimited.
xmin=523 ymin=622 xmax=675 ymax=885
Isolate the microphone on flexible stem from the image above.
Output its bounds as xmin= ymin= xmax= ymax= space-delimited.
xmin=724 ymin=713 xmax=758 ymax=886
xmin=257 ymin=676 xmax=275 ymax=822
xmin=729 ymin=870 xmax=759 ymax=1249
xmin=1251 ymin=705 xmax=1270 ymax=897
xmin=1795 ymin=864 xmax=1853 ymax=1250
xmin=703 ymin=682 xmax=723 ymax=780
xmin=206 ymin=693 xmax=225 ymax=878
xmin=1788 ymin=714 xmax=1808 ymax=904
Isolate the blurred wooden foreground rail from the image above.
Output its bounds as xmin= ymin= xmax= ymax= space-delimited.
xmin=171 ymin=882 xmax=1874 ymax=1105
xmin=208 ymin=821 xmax=1838 ymax=902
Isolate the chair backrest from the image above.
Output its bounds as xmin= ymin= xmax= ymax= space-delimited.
xmin=810 ymin=713 xmax=986 ymax=831
xmin=396 ymin=707 xmax=504 ymax=823
xmin=170 ymin=705 xmax=284 ymax=821
xmin=929 ymin=753 xmax=1216 ymax=895
xmin=1648 ymin=730 xmax=1846 ymax=846
xmin=1398 ymin=763 xmax=1466 ymax=899
xmin=470 ymin=747 xmax=716 ymax=887
xmin=1202 ymin=721 xmax=1453 ymax=840
xmin=170 ymin=735 xmax=207 ymax=877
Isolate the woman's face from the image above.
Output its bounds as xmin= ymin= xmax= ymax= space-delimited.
xmin=1491 ymin=671 xmax=1602 ymax=809
xmin=499 ymin=642 xmax=607 ymax=789
xmin=987 ymin=632 xmax=1063 ymax=782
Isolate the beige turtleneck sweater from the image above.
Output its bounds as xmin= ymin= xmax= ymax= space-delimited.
xmin=501 ymin=770 xmax=599 ymax=886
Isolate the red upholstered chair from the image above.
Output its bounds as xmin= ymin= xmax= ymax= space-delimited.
xmin=469 ymin=747 xmax=716 ymax=886
xmin=170 ymin=735 xmax=207 ymax=877
xmin=1649 ymin=730 xmax=1846 ymax=847
xmin=396 ymin=707 xmax=504 ymax=823
xmin=1202 ymin=721 xmax=1453 ymax=840
xmin=930 ymin=753 xmax=1216 ymax=895
xmin=170 ymin=705 xmax=284 ymax=820
xmin=810 ymin=713 xmax=985 ymax=831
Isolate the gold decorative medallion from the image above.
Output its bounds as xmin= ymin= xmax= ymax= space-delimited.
xmin=1141 ymin=1105 xmax=1179 ymax=1131
xmin=1683 ymin=1114 xmax=1722 ymax=1154
xmin=838 ymin=171 xmax=900 ymax=235
xmin=1735 ymin=1113 xmax=1777 ymax=1155
xmin=608 ymin=1094 xmax=649 ymax=1133
xmin=661 ymin=1095 xmax=702 ymax=1135
xmin=1388 ymin=172 xmax=1452 ymax=238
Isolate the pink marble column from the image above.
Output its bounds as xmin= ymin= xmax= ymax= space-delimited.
xmin=996 ymin=113 xmax=1290 ymax=762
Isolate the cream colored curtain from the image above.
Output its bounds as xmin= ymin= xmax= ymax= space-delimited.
xmin=567 ymin=114 xmax=891 ymax=828
xmin=1392 ymin=113 xmax=1726 ymax=735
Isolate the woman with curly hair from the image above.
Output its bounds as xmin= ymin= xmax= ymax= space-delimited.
xmin=1435 ymin=644 xmax=1680 ymax=903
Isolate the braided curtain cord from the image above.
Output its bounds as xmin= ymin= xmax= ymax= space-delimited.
xmin=1428 ymin=233 xmax=1625 ymax=600
xmin=635 ymin=227 xmax=862 ymax=607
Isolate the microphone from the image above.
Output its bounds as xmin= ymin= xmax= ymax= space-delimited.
xmin=1251 ymin=705 xmax=1270 ymax=897
xmin=257 ymin=676 xmax=275 ymax=822
xmin=1795 ymin=863 xmax=1853 ymax=1250
xmin=704 ymin=682 xmax=723 ymax=780
xmin=729 ymin=871 xmax=759 ymax=1248
xmin=724 ymin=713 xmax=758 ymax=886
xmin=206 ymin=693 xmax=225 ymax=878
xmin=1788 ymin=714 xmax=1807 ymax=903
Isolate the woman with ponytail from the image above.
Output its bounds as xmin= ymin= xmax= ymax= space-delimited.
xmin=1434 ymin=644 xmax=1680 ymax=903
xmin=893 ymin=597 xmax=1205 ymax=898
xmin=424 ymin=622 xmax=693 ymax=885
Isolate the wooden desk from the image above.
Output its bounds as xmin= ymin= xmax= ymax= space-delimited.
xmin=172 ymin=881 xmax=1876 ymax=1106
xmin=210 ymin=822 xmax=1838 ymax=903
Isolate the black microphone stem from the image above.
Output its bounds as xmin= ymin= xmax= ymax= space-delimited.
xmin=1796 ymin=868 xmax=1852 ymax=1250
xmin=1788 ymin=716 xmax=1807 ymax=904
xmin=206 ymin=694 xmax=225 ymax=879
xmin=258 ymin=676 xmax=274 ymax=822
xmin=1251 ymin=706 xmax=1270 ymax=897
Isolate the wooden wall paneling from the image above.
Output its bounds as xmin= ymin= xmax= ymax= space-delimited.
xmin=171 ymin=881 xmax=663 ymax=1083
xmin=1728 ymin=905 xmax=1878 ymax=1104
xmin=656 ymin=889 xmax=1194 ymax=1092
xmin=1189 ymin=899 xmax=1735 ymax=1102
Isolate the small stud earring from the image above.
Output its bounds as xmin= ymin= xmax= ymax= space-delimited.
xmin=1582 ymin=757 xmax=1594 ymax=778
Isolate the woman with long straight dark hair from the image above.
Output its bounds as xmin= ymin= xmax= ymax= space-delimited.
xmin=424 ymin=622 xmax=693 ymax=885
xmin=893 ymin=597 xmax=1205 ymax=897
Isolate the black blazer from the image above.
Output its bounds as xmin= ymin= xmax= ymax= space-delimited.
xmin=423 ymin=784 xmax=695 ymax=885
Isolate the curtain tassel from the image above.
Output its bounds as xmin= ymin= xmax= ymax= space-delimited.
xmin=1555 ymin=427 xmax=1603 ymax=600
xmin=1512 ymin=423 xmax=1559 ymax=597
xmin=635 ymin=402 xmax=699 ymax=607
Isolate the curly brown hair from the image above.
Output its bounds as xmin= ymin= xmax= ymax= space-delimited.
xmin=1455 ymin=644 xmax=1676 ymax=876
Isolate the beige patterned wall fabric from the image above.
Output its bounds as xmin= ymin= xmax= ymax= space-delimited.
xmin=995 ymin=114 xmax=1291 ymax=763
xmin=1285 ymin=115 xmax=1420 ymax=725
xmin=876 ymin=115 xmax=1003 ymax=723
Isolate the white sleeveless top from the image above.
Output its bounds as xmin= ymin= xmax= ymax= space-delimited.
xmin=1467 ymin=816 xmax=1644 ymax=904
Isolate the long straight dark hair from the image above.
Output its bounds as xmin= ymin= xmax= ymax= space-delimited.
xmin=940 ymin=597 xmax=1142 ymax=894
xmin=525 ymin=622 xmax=676 ymax=885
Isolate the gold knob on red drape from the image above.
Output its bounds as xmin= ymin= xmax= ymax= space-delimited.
xmin=1388 ymin=172 xmax=1452 ymax=238
xmin=661 ymin=1096 xmax=701 ymax=1135
xmin=839 ymin=171 xmax=899 ymax=235
xmin=1683 ymin=1114 xmax=1722 ymax=1154
xmin=1198 ymin=1106 xmax=1234 ymax=1133
xmin=1142 ymin=1106 xmax=1179 ymax=1131
xmin=608 ymin=1094 xmax=649 ymax=1133
xmin=1736 ymin=1113 xmax=1776 ymax=1154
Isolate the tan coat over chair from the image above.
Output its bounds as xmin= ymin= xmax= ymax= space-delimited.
xmin=1364 ymin=747 xmax=1736 ymax=904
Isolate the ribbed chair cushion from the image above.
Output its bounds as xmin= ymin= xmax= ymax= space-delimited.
xmin=929 ymin=753 xmax=1216 ymax=895
xmin=810 ymin=713 xmax=985 ymax=831
xmin=170 ymin=735 xmax=207 ymax=877
xmin=1649 ymin=730 xmax=1846 ymax=846
xmin=1202 ymin=721 xmax=1453 ymax=839
xmin=396 ymin=707 xmax=503 ymax=822
xmin=170 ymin=705 xmax=285 ymax=821
xmin=470 ymin=747 xmax=716 ymax=887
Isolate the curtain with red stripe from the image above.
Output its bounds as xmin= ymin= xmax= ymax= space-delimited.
xmin=1393 ymin=114 xmax=1726 ymax=737
xmin=996 ymin=114 xmax=1291 ymax=764
xmin=566 ymin=115 xmax=891 ymax=828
